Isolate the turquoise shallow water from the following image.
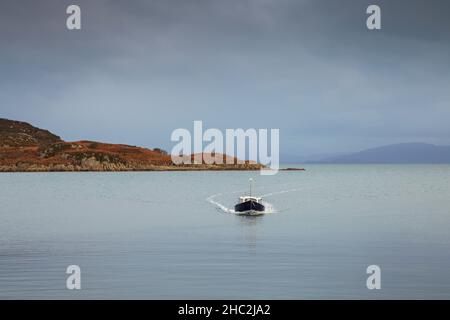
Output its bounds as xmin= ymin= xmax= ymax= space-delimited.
xmin=1 ymin=164 xmax=450 ymax=299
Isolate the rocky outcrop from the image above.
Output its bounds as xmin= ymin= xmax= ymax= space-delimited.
xmin=0 ymin=118 xmax=62 ymax=147
xmin=0 ymin=119 xmax=263 ymax=172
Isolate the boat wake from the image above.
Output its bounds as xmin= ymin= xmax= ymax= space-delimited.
xmin=207 ymin=193 xmax=237 ymax=213
xmin=260 ymin=187 xmax=303 ymax=198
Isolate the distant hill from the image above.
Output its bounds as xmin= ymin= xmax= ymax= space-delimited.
xmin=0 ymin=118 xmax=62 ymax=147
xmin=0 ymin=118 xmax=262 ymax=172
xmin=314 ymin=143 xmax=450 ymax=164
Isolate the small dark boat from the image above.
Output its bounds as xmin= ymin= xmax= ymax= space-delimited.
xmin=234 ymin=179 xmax=265 ymax=216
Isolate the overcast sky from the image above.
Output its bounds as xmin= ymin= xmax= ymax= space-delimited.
xmin=1 ymin=0 xmax=449 ymax=160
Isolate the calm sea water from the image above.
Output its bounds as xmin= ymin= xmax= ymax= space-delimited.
xmin=1 ymin=165 xmax=450 ymax=299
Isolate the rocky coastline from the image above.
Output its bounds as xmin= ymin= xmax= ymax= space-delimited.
xmin=0 ymin=119 xmax=263 ymax=172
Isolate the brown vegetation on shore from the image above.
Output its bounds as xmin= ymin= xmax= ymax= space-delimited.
xmin=0 ymin=119 xmax=263 ymax=172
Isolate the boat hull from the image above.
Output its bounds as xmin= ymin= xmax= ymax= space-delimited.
xmin=235 ymin=210 xmax=265 ymax=216
xmin=234 ymin=200 xmax=265 ymax=215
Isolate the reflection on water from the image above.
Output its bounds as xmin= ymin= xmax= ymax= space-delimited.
xmin=236 ymin=215 xmax=264 ymax=248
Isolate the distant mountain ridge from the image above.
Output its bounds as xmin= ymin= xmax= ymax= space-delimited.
xmin=314 ymin=143 xmax=450 ymax=164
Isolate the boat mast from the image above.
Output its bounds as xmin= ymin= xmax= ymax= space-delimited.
xmin=249 ymin=178 xmax=253 ymax=197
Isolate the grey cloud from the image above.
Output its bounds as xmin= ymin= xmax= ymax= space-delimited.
xmin=0 ymin=0 xmax=449 ymax=158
